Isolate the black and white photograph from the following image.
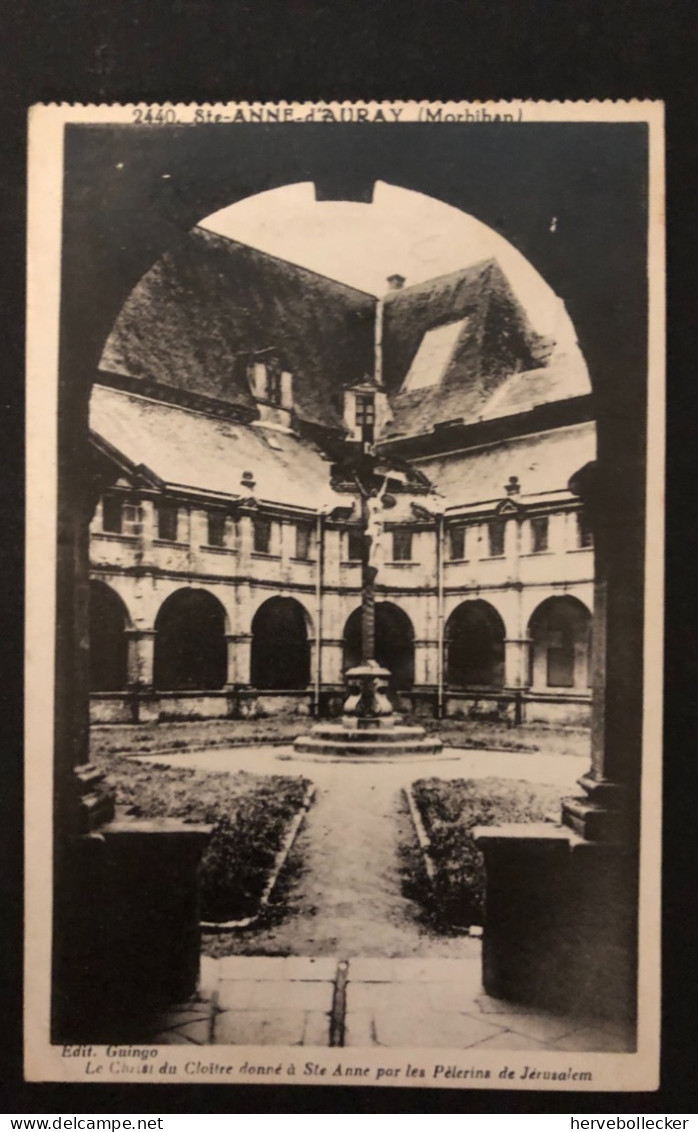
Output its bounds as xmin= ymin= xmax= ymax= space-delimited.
xmin=25 ymin=101 xmax=663 ymax=1090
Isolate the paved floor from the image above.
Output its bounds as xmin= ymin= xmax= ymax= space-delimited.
xmin=143 ymin=955 xmax=634 ymax=1052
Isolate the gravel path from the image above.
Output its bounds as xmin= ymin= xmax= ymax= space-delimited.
xmin=138 ymin=745 xmax=587 ymax=960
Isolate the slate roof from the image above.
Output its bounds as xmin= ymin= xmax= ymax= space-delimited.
xmin=414 ymin=422 xmax=596 ymax=509
xmin=100 ymin=227 xmax=376 ymax=431
xmin=90 ymin=384 xmax=443 ymax=517
xmin=90 ymin=384 xmax=345 ymax=511
xmin=100 ymin=230 xmax=591 ymax=458
xmin=479 ymin=353 xmax=590 ymax=422
xmin=381 ymin=259 xmax=588 ymax=437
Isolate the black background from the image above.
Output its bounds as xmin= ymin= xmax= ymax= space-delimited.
xmin=1 ymin=0 xmax=695 ymax=1115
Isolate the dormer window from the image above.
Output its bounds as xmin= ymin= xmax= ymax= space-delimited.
xmin=267 ymin=356 xmax=282 ymax=406
xmin=247 ymin=351 xmax=294 ymax=424
xmin=401 ymin=318 xmax=469 ymax=393
xmin=355 ymin=394 xmax=375 ymax=445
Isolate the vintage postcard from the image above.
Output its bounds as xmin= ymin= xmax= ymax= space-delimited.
xmin=25 ymin=100 xmax=664 ymax=1090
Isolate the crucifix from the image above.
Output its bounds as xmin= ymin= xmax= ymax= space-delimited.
xmin=344 ymin=468 xmax=396 ymax=721
xmin=353 ymin=471 xmax=391 ymax=666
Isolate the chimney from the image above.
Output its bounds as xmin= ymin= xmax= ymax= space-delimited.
xmin=386 ymin=273 xmax=406 ymax=292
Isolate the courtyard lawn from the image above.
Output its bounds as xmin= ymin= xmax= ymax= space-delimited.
xmin=418 ymin=717 xmax=589 ymax=758
xmin=90 ymin=716 xmax=589 ymax=761
xmin=93 ymin=749 xmax=311 ymax=923
xmin=410 ymin=776 xmax=566 ymax=928
xmin=89 ymin=716 xmax=306 ymax=761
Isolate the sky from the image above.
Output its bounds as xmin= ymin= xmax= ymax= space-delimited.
xmin=200 ymin=180 xmax=581 ymax=352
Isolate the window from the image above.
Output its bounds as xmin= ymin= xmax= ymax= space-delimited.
xmin=547 ymin=627 xmax=575 ymax=687
xmin=448 ymin=526 xmax=466 ymax=560
xmin=253 ymin=517 xmax=272 ymax=554
xmin=392 ymin=529 xmax=413 ymax=561
xmin=347 ymin=527 xmax=364 ymax=562
xmin=530 ymin=516 xmax=549 ymax=553
xmin=295 ymin=523 xmax=311 ymax=560
xmin=267 ymin=365 xmax=282 ymax=406
xmin=102 ymin=495 xmax=122 ymax=534
xmin=207 ymin=513 xmax=226 ymax=548
xmin=157 ymin=502 xmax=179 ymax=541
xmin=488 ymin=520 xmax=506 ymax=557
xmin=577 ymin=511 xmax=593 ymax=548
xmin=122 ymin=503 xmax=142 ymax=537
xmin=355 ymin=394 xmax=375 ymax=444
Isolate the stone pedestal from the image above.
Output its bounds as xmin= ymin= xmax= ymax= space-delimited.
xmin=474 ymin=824 xmax=637 ymax=1026
xmin=294 ymin=662 xmax=442 ymax=757
xmin=55 ymin=818 xmax=212 ymax=1042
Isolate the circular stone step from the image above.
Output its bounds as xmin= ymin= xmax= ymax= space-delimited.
xmin=305 ymin=724 xmax=430 ymax=743
xmin=293 ymin=735 xmax=443 ymax=757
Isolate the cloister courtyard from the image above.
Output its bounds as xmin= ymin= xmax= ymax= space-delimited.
xmin=86 ymin=716 xmax=634 ymax=1052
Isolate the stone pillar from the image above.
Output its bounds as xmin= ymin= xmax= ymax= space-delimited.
xmin=125 ymin=628 xmax=156 ymax=689
xmin=476 ymin=452 xmax=642 ymax=1026
xmin=321 ymin=639 xmax=345 ymax=684
xmin=414 ymin=638 xmax=438 ymax=686
xmin=504 ymin=637 xmax=531 ymax=689
xmin=563 ymin=459 xmax=633 ymax=841
xmin=137 ymin=498 xmax=156 ymax=561
xmin=225 ymin=632 xmax=252 ymax=687
xmin=238 ymin=514 xmax=254 ymax=559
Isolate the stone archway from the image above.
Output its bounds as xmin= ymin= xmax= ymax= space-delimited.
xmin=50 ymin=117 xmax=652 ymax=1040
xmin=89 ymin=580 xmax=130 ymax=691
xmin=154 ymin=588 xmax=227 ymax=691
xmin=343 ymin=601 xmax=415 ymax=690
xmin=250 ymin=596 xmax=311 ymax=690
xmin=445 ymin=599 xmax=506 ymax=690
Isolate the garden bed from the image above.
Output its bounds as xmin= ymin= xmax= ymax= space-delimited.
xmin=93 ymin=750 xmax=312 ymax=924
xmin=409 ymin=776 xmax=565 ymax=928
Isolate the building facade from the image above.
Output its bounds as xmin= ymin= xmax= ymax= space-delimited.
xmin=88 ymin=229 xmax=595 ymax=727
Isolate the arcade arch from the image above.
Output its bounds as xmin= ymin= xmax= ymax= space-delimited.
xmin=343 ymin=601 xmax=415 ymax=690
xmin=89 ymin=580 xmax=131 ymax=691
xmin=527 ymin=595 xmax=592 ymax=692
xmin=154 ymin=588 xmax=227 ymax=690
xmin=445 ymin=600 xmax=506 ymax=690
xmin=250 ymin=596 xmax=311 ymax=690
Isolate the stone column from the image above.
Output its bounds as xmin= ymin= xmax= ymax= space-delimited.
xmin=321 ymin=639 xmax=345 ymax=684
xmin=563 ymin=459 xmax=633 ymax=841
xmin=504 ymin=637 xmax=531 ymax=690
xmin=225 ymin=632 xmax=252 ymax=687
xmin=238 ymin=514 xmax=254 ymax=560
xmin=137 ymin=498 xmax=155 ymax=562
xmin=413 ymin=638 xmax=438 ymax=687
xmin=125 ymin=628 xmax=156 ymax=689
